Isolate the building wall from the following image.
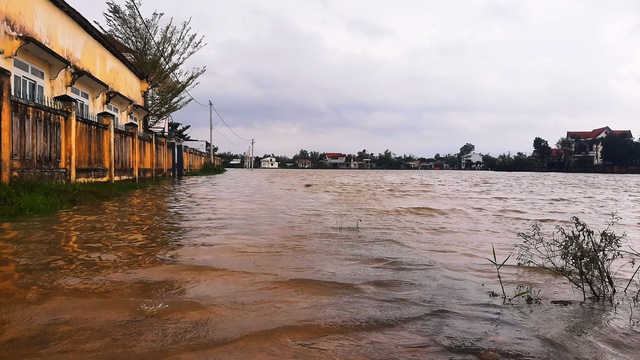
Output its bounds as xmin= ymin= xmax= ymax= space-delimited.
xmin=0 ymin=0 xmax=148 ymax=128
xmin=0 ymin=0 xmax=146 ymax=103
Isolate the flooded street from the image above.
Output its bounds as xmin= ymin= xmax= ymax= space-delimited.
xmin=2 ymin=169 xmax=640 ymax=359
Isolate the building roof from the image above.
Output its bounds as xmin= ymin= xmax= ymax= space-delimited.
xmin=48 ymin=0 xmax=146 ymax=79
xmin=325 ymin=153 xmax=346 ymax=159
xmin=551 ymin=148 xmax=564 ymax=157
xmin=567 ymin=126 xmax=632 ymax=140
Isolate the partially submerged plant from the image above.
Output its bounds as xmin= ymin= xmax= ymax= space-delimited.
xmin=513 ymin=284 xmax=541 ymax=304
xmin=487 ymin=243 xmax=511 ymax=302
xmin=515 ymin=214 xmax=628 ymax=302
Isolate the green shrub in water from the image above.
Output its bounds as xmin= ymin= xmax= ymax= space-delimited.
xmin=515 ymin=214 xmax=629 ymax=302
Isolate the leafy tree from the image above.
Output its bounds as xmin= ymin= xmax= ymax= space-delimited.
xmin=601 ymin=133 xmax=639 ymax=166
xmin=377 ymin=149 xmax=403 ymax=169
xmin=443 ymin=154 xmax=458 ymax=169
xmin=99 ymin=0 xmax=206 ymax=128
xmin=556 ymin=137 xmax=571 ymax=150
xmin=482 ymin=154 xmax=498 ymax=170
xmin=533 ymin=137 xmax=552 ymax=160
xmin=459 ymin=143 xmax=475 ymax=157
xmin=357 ymin=149 xmax=372 ymax=159
xmin=297 ymin=149 xmax=309 ymax=159
xmin=167 ymin=121 xmax=191 ymax=140
xmin=309 ymin=151 xmax=322 ymax=166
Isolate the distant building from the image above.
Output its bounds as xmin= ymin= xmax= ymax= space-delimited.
xmin=183 ymin=140 xmax=207 ymax=152
xmin=321 ymin=153 xmax=347 ymax=168
xmin=296 ymin=159 xmax=312 ymax=168
xmin=260 ymin=157 xmax=278 ymax=168
xmin=567 ymin=126 xmax=632 ymax=165
xmin=461 ymin=152 xmax=483 ymax=169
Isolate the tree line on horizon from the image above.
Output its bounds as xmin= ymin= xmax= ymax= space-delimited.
xmin=217 ymin=131 xmax=640 ymax=172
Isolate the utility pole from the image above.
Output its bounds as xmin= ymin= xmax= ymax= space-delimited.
xmin=251 ymin=138 xmax=255 ymax=170
xmin=209 ymin=100 xmax=213 ymax=163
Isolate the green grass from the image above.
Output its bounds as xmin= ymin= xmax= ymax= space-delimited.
xmin=0 ymin=180 xmax=151 ymax=220
xmin=185 ymin=163 xmax=226 ymax=176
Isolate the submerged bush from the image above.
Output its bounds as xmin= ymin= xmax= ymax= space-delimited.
xmin=515 ymin=214 xmax=630 ymax=302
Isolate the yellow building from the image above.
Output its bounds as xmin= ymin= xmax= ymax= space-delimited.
xmin=0 ymin=0 xmax=149 ymax=128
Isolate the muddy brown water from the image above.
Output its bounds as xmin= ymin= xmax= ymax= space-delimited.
xmin=1 ymin=169 xmax=640 ymax=359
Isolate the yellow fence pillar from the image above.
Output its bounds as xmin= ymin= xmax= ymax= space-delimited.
xmin=132 ymin=127 xmax=139 ymax=182
xmin=55 ymin=95 xmax=77 ymax=183
xmin=99 ymin=112 xmax=115 ymax=183
xmin=151 ymin=132 xmax=156 ymax=179
xmin=0 ymin=67 xmax=11 ymax=184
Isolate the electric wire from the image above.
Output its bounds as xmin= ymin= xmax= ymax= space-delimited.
xmin=210 ymin=100 xmax=251 ymax=142
xmin=213 ymin=126 xmax=239 ymax=147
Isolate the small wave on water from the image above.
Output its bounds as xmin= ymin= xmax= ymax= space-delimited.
xmin=383 ymin=206 xmax=450 ymax=217
xmin=264 ymin=278 xmax=361 ymax=296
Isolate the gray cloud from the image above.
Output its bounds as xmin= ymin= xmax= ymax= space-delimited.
xmin=68 ymin=0 xmax=640 ymax=157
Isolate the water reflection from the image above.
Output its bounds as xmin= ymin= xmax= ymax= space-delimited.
xmin=0 ymin=185 xmax=182 ymax=299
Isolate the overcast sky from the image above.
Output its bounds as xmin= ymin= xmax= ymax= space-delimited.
xmin=66 ymin=0 xmax=640 ymax=158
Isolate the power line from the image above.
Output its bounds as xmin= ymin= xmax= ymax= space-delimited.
xmin=213 ymin=125 xmax=239 ymax=147
xmin=210 ymin=99 xmax=251 ymax=142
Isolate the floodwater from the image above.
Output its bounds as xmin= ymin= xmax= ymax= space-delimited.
xmin=1 ymin=169 xmax=640 ymax=359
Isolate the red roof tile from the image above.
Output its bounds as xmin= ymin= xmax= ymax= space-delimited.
xmin=567 ymin=126 xmax=632 ymax=140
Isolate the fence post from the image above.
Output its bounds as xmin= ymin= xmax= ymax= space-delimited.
xmin=55 ymin=95 xmax=77 ymax=183
xmin=162 ymin=137 xmax=168 ymax=178
xmin=0 ymin=67 xmax=11 ymax=184
xmin=132 ymin=126 xmax=139 ymax=182
xmin=151 ymin=132 xmax=156 ymax=179
xmin=99 ymin=112 xmax=115 ymax=182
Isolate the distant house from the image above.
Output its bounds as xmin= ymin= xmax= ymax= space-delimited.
xmin=296 ymin=159 xmax=312 ymax=168
xmin=260 ymin=157 xmax=278 ymax=168
xmin=567 ymin=126 xmax=633 ymax=165
xmin=360 ymin=158 xmax=375 ymax=169
xmin=404 ymin=160 xmax=421 ymax=169
xmin=461 ymin=152 xmax=483 ymax=169
xmin=321 ymin=153 xmax=347 ymax=168
xmin=419 ymin=162 xmax=435 ymax=170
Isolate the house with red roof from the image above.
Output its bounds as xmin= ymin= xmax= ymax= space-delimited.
xmin=296 ymin=159 xmax=312 ymax=168
xmin=566 ymin=126 xmax=633 ymax=165
xmin=321 ymin=153 xmax=348 ymax=168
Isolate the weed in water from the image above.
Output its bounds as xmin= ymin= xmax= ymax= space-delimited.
xmin=486 ymin=243 xmax=511 ymax=302
xmin=512 ymin=284 xmax=541 ymax=304
xmin=515 ymin=213 xmax=632 ymax=303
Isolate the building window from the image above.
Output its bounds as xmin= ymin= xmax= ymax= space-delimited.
xmin=70 ymin=86 xmax=90 ymax=119
xmin=13 ymin=57 xmax=45 ymax=103
xmin=106 ymin=103 xmax=120 ymax=123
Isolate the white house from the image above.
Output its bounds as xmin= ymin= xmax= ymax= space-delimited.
xmin=321 ymin=153 xmax=347 ymax=168
xmin=260 ymin=157 xmax=278 ymax=168
xmin=461 ymin=152 xmax=483 ymax=169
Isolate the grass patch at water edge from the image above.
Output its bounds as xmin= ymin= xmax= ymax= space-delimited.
xmin=185 ymin=163 xmax=226 ymax=176
xmin=0 ymin=180 xmax=151 ymax=220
